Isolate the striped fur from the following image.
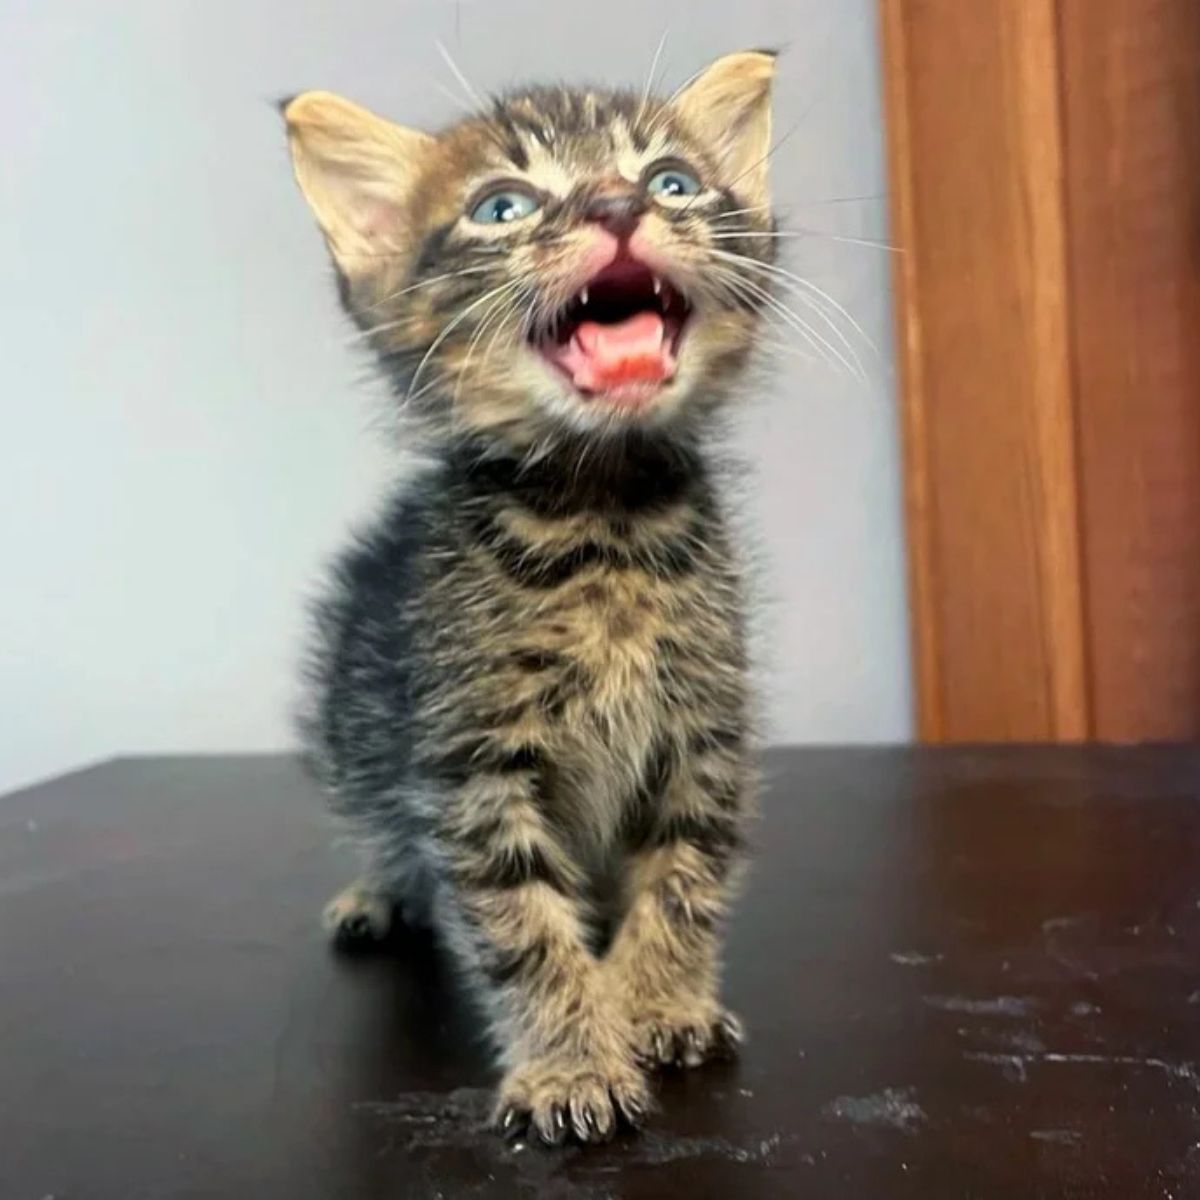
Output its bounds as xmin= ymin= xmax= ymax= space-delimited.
xmin=286 ymin=53 xmax=775 ymax=1146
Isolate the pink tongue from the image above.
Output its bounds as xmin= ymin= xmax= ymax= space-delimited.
xmin=546 ymin=312 xmax=676 ymax=392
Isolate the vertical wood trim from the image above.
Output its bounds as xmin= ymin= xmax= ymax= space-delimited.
xmin=1058 ymin=0 xmax=1200 ymax=740
xmin=879 ymin=0 xmax=943 ymax=740
xmin=879 ymin=0 xmax=1090 ymax=741
xmin=1016 ymin=1 xmax=1091 ymax=739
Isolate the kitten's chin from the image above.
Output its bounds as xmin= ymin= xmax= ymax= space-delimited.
xmin=539 ymin=367 xmax=685 ymax=422
xmin=533 ymin=355 xmax=689 ymax=428
xmin=573 ymin=379 xmax=670 ymax=413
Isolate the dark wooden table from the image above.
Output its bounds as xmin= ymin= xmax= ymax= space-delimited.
xmin=3 ymin=748 xmax=1200 ymax=1199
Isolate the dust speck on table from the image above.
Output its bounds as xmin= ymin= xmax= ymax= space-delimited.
xmin=890 ymin=950 xmax=944 ymax=967
xmin=924 ymin=995 xmax=1035 ymax=1017
xmin=1030 ymin=1129 xmax=1083 ymax=1146
xmin=823 ymin=1087 xmax=927 ymax=1133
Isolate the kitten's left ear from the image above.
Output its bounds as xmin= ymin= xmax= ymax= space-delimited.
xmin=282 ymin=91 xmax=435 ymax=277
xmin=672 ymin=50 xmax=776 ymax=206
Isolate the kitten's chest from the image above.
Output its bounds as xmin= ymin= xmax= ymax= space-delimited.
xmin=540 ymin=559 xmax=737 ymax=775
xmin=540 ymin=568 xmax=683 ymax=830
xmin=551 ymin=571 xmax=671 ymax=715
xmin=481 ymin=499 xmax=709 ymax=715
xmin=453 ymin=490 xmax=743 ymax=809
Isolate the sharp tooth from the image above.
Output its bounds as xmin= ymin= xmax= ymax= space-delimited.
xmin=580 ymin=286 xmax=589 ymax=306
xmin=652 ymin=276 xmax=662 ymax=295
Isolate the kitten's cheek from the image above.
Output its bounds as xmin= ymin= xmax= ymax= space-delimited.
xmin=560 ymin=229 xmax=620 ymax=285
xmin=627 ymin=228 xmax=674 ymax=279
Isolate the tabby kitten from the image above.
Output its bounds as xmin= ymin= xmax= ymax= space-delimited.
xmin=282 ymin=50 xmax=777 ymax=1145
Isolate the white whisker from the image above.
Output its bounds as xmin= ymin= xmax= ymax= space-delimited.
xmin=452 ymin=287 xmax=523 ymax=406
xmin=407 ymin=280 xmax=522 ymax=402
xmin=794 ymin=192 xmax=885 ymax=207
xmin=706 ymin=265 xmax=866 ymax=381
xmin=683 ymin=118 xmax=804 ymax=215
xmin=360 ymin=265 xmax=495 ymax=315
xmin=435 ymin=39 xmax=488 ymax=111
xmin=753 ymin=337 xmax=823 ymax=369
xmin=478 ymin=287 xmax=533 ymax=380
xmin=709 ymin=204 xmax=774 ymax=222
xmin=635 ymin=28 xmax=670 ymax=132
xmin=430 ymin=79 xmax=477 ymax=118
xmin=348 ymin=315 xmax=410 ymax=345
xmin=638 ymin=53 xmax=714 ymax=145
xmin=708 ymin=247 xmax=879 ymax=359
xmin=710 ymin=230 xmax=902 ymax=252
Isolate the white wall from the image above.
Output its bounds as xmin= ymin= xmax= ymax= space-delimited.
xmin=0 ymin=0 xmax=911 ymax=793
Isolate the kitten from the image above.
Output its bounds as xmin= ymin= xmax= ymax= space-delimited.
xmin=282 ymin=50 xmax=777 ymax=1145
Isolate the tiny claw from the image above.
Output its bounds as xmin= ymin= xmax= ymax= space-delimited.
xmin=581 ymin=1106 xmax=608 ymax=1142
xmin=652 ymin=1030 xmax=668 ymax=1062
xmin=618 ymin=1093 xmax=647 ymax=1127
xmin=498 ymin=1106 xmax=527 ymax=1140
xmin=568 ymin=1100 xmax=591 ymax=1143
xmin=717 ymin=1012 xmax=745 ymax=1046
xmin=539 ymin=1104 xmax=568 ymax=1146
xmin=681 ymin=1027 xmax=704 ymax=1066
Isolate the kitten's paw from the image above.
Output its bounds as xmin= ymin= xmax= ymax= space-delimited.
xmin=322 ymin=883 xmax=392 ymax=945
xmin=492 ymin=1053 xmax=650 ymax=1146
xmin=630 ymin=1005 xmax=744 ymax=1069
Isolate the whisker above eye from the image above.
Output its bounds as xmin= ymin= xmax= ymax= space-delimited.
xmin=635 ymin=28 xmax=671 ymax=134
xmin=434 ymin=38 xmax=489 ymax=112
xmin=682 ymin=117 xmax=805 ymax=215
xmin=429 ymin=78 xmax=477 ymax=119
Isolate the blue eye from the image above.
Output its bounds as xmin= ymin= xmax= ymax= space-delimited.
xmin=646 ymin=165 xmax=702 ymax=200
xmin=469 ymin=188 xmax=540 ymax=225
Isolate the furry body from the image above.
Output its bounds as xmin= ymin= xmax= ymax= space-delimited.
xmin=283 ymin=53 xmax=777 ymax=1144
xmin=307 ymin=437 xmax=751 ymax=1138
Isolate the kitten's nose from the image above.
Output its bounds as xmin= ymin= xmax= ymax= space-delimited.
xmin=583 ymin=190 xmax=646 ymax=236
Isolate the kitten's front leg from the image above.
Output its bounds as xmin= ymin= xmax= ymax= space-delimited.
xmin=434 ymin=768 xmax=649 ymax=1144
xmin=606 ymin=752 xmax=749 ymax=1068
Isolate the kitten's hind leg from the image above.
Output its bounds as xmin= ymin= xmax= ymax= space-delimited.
xmin=322 ymin=838 xmax=439 ymax=946
xmin=323 ymin=880 xmax=394 ymax=945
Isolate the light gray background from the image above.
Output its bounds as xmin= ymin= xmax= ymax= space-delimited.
xmin=1 ymin=0 xmax=910 ymax=793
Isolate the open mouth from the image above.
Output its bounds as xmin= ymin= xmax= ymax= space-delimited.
xmin=532 ymin=257 xmax=691 ymax=403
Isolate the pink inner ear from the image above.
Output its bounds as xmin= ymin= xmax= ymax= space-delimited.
xmin=356 ymin=195 xmax=398 ymax=241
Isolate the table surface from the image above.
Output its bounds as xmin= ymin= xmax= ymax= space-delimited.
xmin=3 ymin=747 xmax=1200 ymax=1199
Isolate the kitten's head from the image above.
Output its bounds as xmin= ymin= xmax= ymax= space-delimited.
xmin=283 ymin=51 xmax=776 ymax=454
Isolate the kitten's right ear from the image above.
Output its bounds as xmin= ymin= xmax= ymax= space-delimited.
xmin=282 ymin=91 xmax=435 ymax=276
xmin=672 ymin=51 xmax=776 ymax=206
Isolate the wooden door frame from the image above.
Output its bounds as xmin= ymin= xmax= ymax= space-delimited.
xmin=880 ymin=0 xmax=1200 ymax=742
